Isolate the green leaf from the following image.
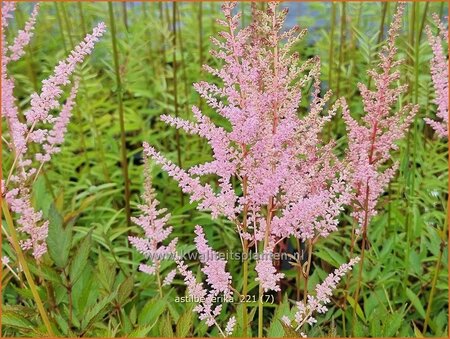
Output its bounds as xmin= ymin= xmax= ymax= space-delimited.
xmin=176 ymin=307 xmax=193 ymax=338
xmin=129 ymin=305 xmax=137 ymax=325
xmin=406 ymin=288 xmax=426 ymax=319
xmin=138 ymin=296 xmax=167 ymax=325
xmin=234 ymin=303 xmax=254 ymax=337
xmin=281 ymin=321 xmax=299 ymax=338
xmin=28 ymin=262 xmax=63 ymax=285
xmin=70 ymin=230 xmax=92 ymax=285
xmin=268 ymin=295 xmax=291 ymax=338
xmin=369 ymin=308 xmax=383 ymax=337
xmin=96 ymin=252 xmax=116 ymax=292
xmin=128 ymin=323 xmax=157 ymax=337
xmin=117 ymin=275 xmax=134 ymax=306
xmin=47 ymin=204 xmax=72 ymax=268
xmin=33 ymin=176 xmax=52 ymax=218
xmin=353 ymin=319 xmax=367 ymax=337
xmin=54 ymin=312 xmax=70 ymax=336
xmin=383 ymin=311 xmax=403 ymax=337
xmin=120 ymin=307 xmax=133 ymax=334
xmin=81 ymin=291 xmax=117 ymax=331
xmin=159 ymin=313 xmax=174 ymax=338
xmin=1 ymin=310 xmax=34 ymax=330
xmin=347 ymin=295 xmax=366 ymax=322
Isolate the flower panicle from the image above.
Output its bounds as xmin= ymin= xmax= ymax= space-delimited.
xmin=344 ymin=2 xmax=418 ymax=233
xmin=282 ymin=257 xmax=360 ymax=336
xmin=424 ymin=14 xmax=448 ymax=138
xmin=128 ymin=154 xmax=178 ymax=278
xmin=2 ymin=3 xmax=105 ymax=259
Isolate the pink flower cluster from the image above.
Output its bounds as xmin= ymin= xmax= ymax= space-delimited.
xmin=424 ymin=14 xmax=448 ymax=138
xmin=145 ymin=2 xmax=352 ymax=297
xmin=343 ymin=2 xmax=418 ymax=235
xmin=194 ymin=225 xmax=233 ymax=297
xmin=255 ymin=250 xmax=285 ymax=292
xmin=130 ymin=153 xmax=233 ymax=335
xmin=2 ymin=2 xmax=106 ymax=259
xmin=128 ymin=157 xmax=177 ymax=279
xmin=174 ymin=232 xmax=233 ymax=336
xmin=281 ymin=257 xmax=360 ymax=335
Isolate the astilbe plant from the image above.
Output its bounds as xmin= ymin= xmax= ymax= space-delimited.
xmin=133 ymin=3 xmax=359 ymax=336
xmin=1 ymin=2 xmax=106 ymax=259
xmin=424 ymin=13 xmax=448 ymax=138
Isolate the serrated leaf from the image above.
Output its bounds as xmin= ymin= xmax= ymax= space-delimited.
xmin=28 ymin=262 xmax=63 ymax=285
xmin=369 ymin=308 xmax=382 ymax=337
xmin=138 ymin=296 xmax=167 ymax=325
xmin=159 ymin=313 xmax=174 ymax=338
xmin=1 ymin=310 xmax=34 ymax=330
xmin=383 ymin=311 xmax=403 ymax=337
xmin=406 ymin=288 xmax=426 ymax=319
xmin=70 ymin=230 xmax=92 ymax=285
xmin=96 ymin=252 xmax=116 ymax=292
xmin=47 ymin=204 xmax=72 ymax=268
xmin=281 ymin=321 xmax=299 ymax=337
xmin=117 ymin=275 xmax=134 ymax=305
xmin=176 ymin=307 xmax=193 ymax=338
xmin=347 ymin=295 xmax=366 ymax=322
xmin=81 ymin=291 xmax=116 ymax=331
xmin=128 ymin=323 xmax=157 ymax=337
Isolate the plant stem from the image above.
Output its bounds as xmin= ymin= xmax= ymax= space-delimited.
xmin=241 ymin=176 xmax=250 ymax=337
xmin=77 ymin=2 xmax=87 ymax=37
xmin=404 ymin=0 xmax=417 ymax=291
xmin=156 ymin=267 xmax=164 ymax=298
xmin=242 ymin=243 xmax=249 ymax=335
xmin=352 ymin=233 xmax=366 ymax=321
xmin=296 ymin=238 xmax=302 ymax=300
xmin=61 ymin=3 xmax=74 ymax=49
xmin=258 ymin=285 xmax=263 ymax=338
xmin=303 ymin=239 xmax=313 ymax=303
xmin=108 ymin=2 xmax=131 ymax=226
xmin=377 ymin=2 xmax=388 ymax=44
xmin=198 ymin=2 xmax=204 ymax=110
xmin=423 ymin=241 xmax=444 ymax=333
xmin=418 ymin=2 xmax=429 ymax=42
xmin=122 ymin=2 xmax=128 ymax=31
xmin=327 ymin=2 xmax=336 ymax=139
xmin=172 ymin=2 xmax=184 ymax=206
xmin=327 ymin=2 xmax=336 ymax=91
xmin=1 ymin=200 xmax=55 ymax=336
xmin=335 ymin=2 xmax=346 ymax=100
xmin=54 ymin=2 xmax=68 ymax=55
xmin=176 ymin=5 xmax=190 ymax=116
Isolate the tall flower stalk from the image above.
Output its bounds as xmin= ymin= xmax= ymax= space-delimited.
xmin=342 ymin=2 xmax=418 ymax=327
xmin=135 ymin=3 xmax=358 ymax=337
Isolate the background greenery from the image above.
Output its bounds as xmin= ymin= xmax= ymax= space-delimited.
xmin=1 ymin=1 xmax=448 ymax=337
